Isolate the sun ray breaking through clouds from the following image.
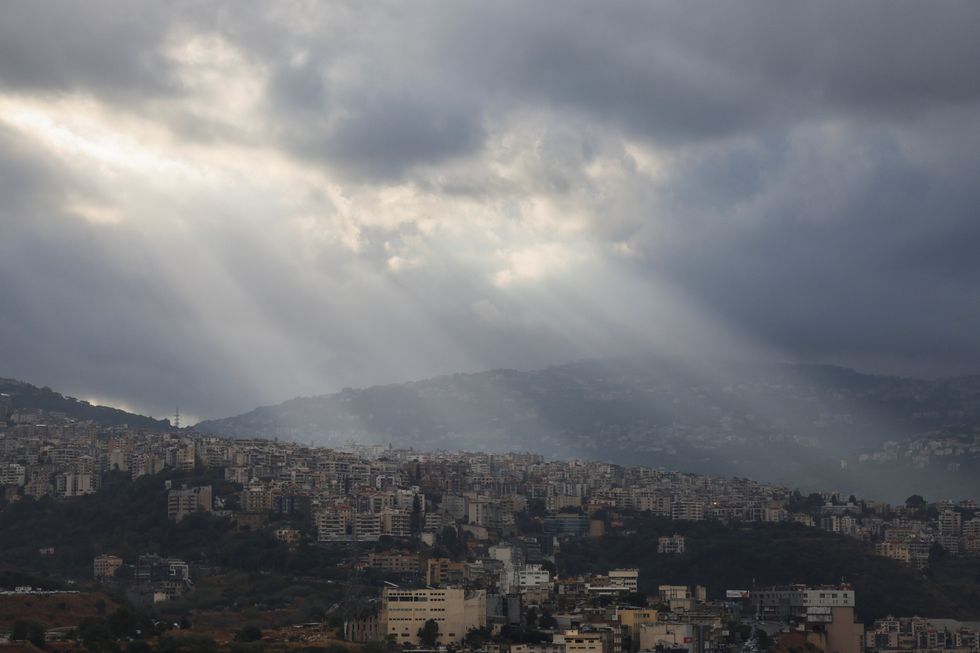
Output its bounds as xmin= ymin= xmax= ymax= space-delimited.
xmin=1 ymin=1 xmax=979 ymax=422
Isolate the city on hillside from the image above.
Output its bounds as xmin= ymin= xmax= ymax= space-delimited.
xmin=1 ymin=404 xmax=979 ymax=653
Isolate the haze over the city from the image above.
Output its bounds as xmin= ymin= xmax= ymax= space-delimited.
xmin=2 ymin=1 xmax=980 ymax=422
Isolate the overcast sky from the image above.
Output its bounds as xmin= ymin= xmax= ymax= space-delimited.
xmin=2 ymin=2 xmax=979 ymax=422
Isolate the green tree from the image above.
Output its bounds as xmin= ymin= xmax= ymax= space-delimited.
xmin=76 ymin=617 xmax=117 ymax=652
xmin=464 ymin=627 xmax=493 ymax=648
xmin=906 ymin=495 xmax=926 ymax=510
xmin=12 ymin=620 xmax=46 ymax=648
xmin=410 ymin=495 xmax=423 ymax=535
xmin=10 ymin=620 xmax=29 ymax=641
xmin=755 ymin=629 xmax=773 ymax=650
xmin=626 ymin=592 xmax=648 ymax=607
xmin=235 ymin=625 xmax=263 ymax=643
xmin=418 ymin=619 xmax=440 ymax=648
xmin=526 ymin=606 xmax=539 ymax=629
xmin=538 ymin=610 xmax=558 ymax=630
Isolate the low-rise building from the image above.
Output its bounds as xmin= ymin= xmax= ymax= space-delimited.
xmin=381 ymin=587 xmax=487 ymax=645
xmin=657 ymin=534 xmax=686 ymax=555
xmin=93 ymin=554 xmax=123 ymax=580
xmin=167 ymin=485 xmax=212 ymax=522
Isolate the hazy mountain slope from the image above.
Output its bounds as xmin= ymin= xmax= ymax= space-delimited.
xmin=0 ymin=377 xmax=171 ymax=430
xmin=196 ymin=357 xmax=980 ymax=499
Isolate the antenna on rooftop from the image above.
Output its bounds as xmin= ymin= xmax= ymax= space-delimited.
xmin=174 ymin=407 xmax=181 ymax=430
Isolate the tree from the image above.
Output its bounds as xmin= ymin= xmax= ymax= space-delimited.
xmin=410 ymin=495 xmax=423 ymax=535
xmin=754 ymin=629 xmax=773 ymax=650
xmin=108 ymin=607 xmax=139 ymax=639
xmin=464 ymin=627 xmax=493 ymax=648
xmin=526 ymin=606 xmax=539 ymax=629
xmin=235 ymin=626 xmax=263 ymax=643
xmin=418 ymin=619 xmax=440 ymax=648
xmin=11 ymin=620 xmax=46 ymax=648
xmin=11 ymin=620 xmax=29 ymax=641
xmin=906 ymin=495 xmax=926 ymax=510
xmin=626 ymin=592 xmax=648 ymax=607
xmin=75 ymin=617 xmax=117 ymax=652
xmin=538 ymin=610 xmax=558 ymax=630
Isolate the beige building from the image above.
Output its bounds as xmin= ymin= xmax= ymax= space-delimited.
xmin=93 ymin=554 xmax=123 ymax=580
xmin=381 ymin=587 xmax=486 ymax=645
xmin=426 ymin=558 xmax=466 ymax=586
xmin=639 ymin=622 xmax=698 ymax=653
xmin=875 ymin=541 xmax=912 ymax=564
xmin=512 ymin=645 xmax=566 ymax=653
xmin=615 ymin=607 xmax=659 ymax=633
xmin=167 ymin=485 xmax=213 ymax=521
xmin=753 ymin=585 xmax=864 ymax=653
xmin=560 ymin=628 xmax=615 ymax=653
xmin=807 ymin=607 xmax=866 ymax=653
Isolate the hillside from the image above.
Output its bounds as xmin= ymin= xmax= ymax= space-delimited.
xmin=1 ymin=473 xmax=978 ymax=623
xmin=559 ymin=515 xmax=980 ymax=622
xmin=196 ymin=357 xmax=980 ymax=500
xmin=0 ymin=378 xmax=170 ymax=431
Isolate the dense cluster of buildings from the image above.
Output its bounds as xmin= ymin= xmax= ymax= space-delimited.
xmin=866 ymin=616 xmax=980 ymax=653
xmin=2 ymin=407 xmax=980 ymax=652
xmin=812 ymin=499 xmax=980 ymax=569
xmin=2 ymin=409 xmax=977 ymax=573
xmin=856 ymin=433 xmax=980 ymax=471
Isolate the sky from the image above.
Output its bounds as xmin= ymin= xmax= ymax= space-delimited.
xmin=1 ymin=1 xmax=979 ymax=423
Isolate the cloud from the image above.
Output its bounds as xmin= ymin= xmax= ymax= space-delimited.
xmin=0 ymin=1 xmax=979 ymax=420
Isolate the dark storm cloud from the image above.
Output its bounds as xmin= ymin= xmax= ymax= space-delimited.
xmin=1 ymin=1 xmax=980 ymax=420
xmin=0 ymin=1 xmax=178 ymax=97
xmin=288 ymin=85 xmax=485 ymax=180
xmin=636 ymin=119 xmax=980 ymax=376
xmin=425 ymin=2 xmax=980 ymax=144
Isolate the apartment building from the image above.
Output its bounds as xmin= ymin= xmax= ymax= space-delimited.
xmin=93 ymin=554 xmax=123 ymax=580
xmin=753 ymin=585 xmax=864 ymax=653
xmin=167 ymin=485 xmax=213 ymax=522
xmin=657 ymin=534 xmax=686 ymax=555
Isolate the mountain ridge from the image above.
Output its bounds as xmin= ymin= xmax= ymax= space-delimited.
xmin=194 ymin=356 xmax=980 ymax=500
xmin=0 ymin=377 xmax=171 ymax=431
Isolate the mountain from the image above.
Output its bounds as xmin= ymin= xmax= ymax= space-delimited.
xmin=196 ymin=357 xmax=980 ymax=501
xmin=0 ymin=377 xmax=171 ymax=431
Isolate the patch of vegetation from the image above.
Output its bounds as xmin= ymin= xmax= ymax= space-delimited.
xmin=559 ymin=514 xmax=980 ymax=621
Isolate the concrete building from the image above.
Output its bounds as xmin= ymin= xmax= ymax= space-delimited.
xmin=587 ymin=568 xmax=640 ymax=595
xmin=93 ymin=554 xmax=123 ymax=580
xmin=518 ymin=563 xmax=552 ymax=590
xmin=426 ymin=557 xmax=466 ymax=586
xmin=381 ymin=587 xmax=487 ymax=645
xmin=56 ymin=472 xmax=99 ymax=497
xmin=638 ymin=621 xmax=698 ymax=653
xmin=167 ymin=485 xmax=212 ymax=522
xmin=560 ymin=628 xmax=615 ymax=653
xmin=657 ymin=534 xmax=686 ymax=555
xmin=0 ymin=463 xmax=26 ymax=486
xmin=753 ymin=585 xmax=864 ymax=653
xmin=316 ymin=510 xmax=349 ymax=541
xmin=938 ymin=510 xmax=962 ymax=536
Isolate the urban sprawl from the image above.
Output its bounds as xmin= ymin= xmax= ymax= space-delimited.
xmin=1 ymin=404 xmax=979 ymax=653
